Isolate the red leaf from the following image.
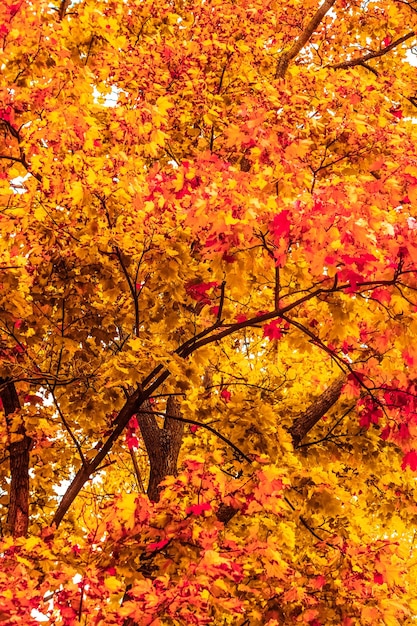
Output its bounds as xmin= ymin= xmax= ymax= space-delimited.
xmin=24 ymin=394 xmax=42 ymax=404
xmin=371 ymin=288 xmax=391 ymax=305
xmin=129 ymin=415 xmax=139 ymax=429
xmin=185 ymin=502 xmax=211 ymax=515
xmin=263 ymin=319 xmax=284 ymax=341
xmin=221 ymin=388 xmax=231 ymax=402
xmin=311 ymin=575 xmax=326 ymax=590
xmin=269 ymin=210 xmax=290 ymax=240
xmin=147 ymin=538 xmax=169 ymax=551
xmin=380 ymin=425 xmax=390 ymax=441
xmin=390 ymin=107 xmax=403 ymax=119
xmin=127 ymin=435 xmax=139 ymax=450
xmin=186 ymin=281 xmax=218 ymax=303
xmin=401 ymin=450 xmax=417 ymax=471
xmin=397 ymin=423 xmax=410 ymax=441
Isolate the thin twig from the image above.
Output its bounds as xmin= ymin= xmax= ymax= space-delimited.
xmin=48 ymin=387 xmax=87 ymax=469
xmin=140 ymin=409 xmax=253 ymax=464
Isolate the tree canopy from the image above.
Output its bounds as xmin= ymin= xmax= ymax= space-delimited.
xmin=1 ymin=0 xmax=417 ymax=623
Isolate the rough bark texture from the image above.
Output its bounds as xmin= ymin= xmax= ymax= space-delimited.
xmin=288 ymin=374 xmax=346 ymax=447
xmin=139 ymin=397 xmax=184 ymax=502
xmin=1 ymin=379 xmax=31 ymax=537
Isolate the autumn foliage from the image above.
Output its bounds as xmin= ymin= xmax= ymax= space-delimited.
xmin=1 ymin=0 xmax=417 ymax=623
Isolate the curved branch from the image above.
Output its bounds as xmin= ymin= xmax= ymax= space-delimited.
xmin=330 ymin=31 xmax=416 ymax=71
xmin=142 ymin=408 xmax=252 ymax=465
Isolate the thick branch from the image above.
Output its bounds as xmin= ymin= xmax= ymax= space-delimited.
xmin=52 ymin=384 xmax=148 ymax=527
xmin=330 ymin=31 xmax=415 ymax=70
xmin=58 ymin=0 xmax=71 ymax=20
xmin=289 ymin=374 xmax=345 ymax=447
xmin=276 ymin=0 xmax=337 ymax=78
xmin=1 ymin=379 xmax=31 ymax=537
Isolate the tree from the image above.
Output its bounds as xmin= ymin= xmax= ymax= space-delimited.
xmin=1 ymin=0 xmax=417 ymax=622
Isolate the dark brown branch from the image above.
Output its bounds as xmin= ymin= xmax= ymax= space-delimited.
xmin=274 ymin=266 xmax=280 ymax=310
xmin=0 ymin=120 xmax=42 ymax=182
xmin=141 ymin=399 xmax=184 ymax=501
xmin=330 ymin=31 xmax=416 ymax=70
xmin=114 ymin=247 xmax=140 ymax=336
xmin=276 ymin=0 xmax=337 ymax=78
xmin=289 ymin=374 xmax=346 ymax=447
xmin=217 ymin=281 xmax=226 ymax=323
xmin=58 ymin=0 xmax=71 ymax=20
xmin=138 ymin=399 xmax=164 ymax=501
xmin=296 ymin=404 xmax=355 ymax=448
xmin=52 ymin=383 xmax=150 ymax=527
xmin=163 ymin=396 xmax=185 ymax=470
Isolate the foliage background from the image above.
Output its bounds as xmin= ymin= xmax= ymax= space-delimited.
xmin=1 ymin=0 xmax=417 ymax=623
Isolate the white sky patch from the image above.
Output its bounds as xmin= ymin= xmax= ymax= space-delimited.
xmin=9 ymin=172 xmax=31 ymax=194
xmin=93 ymin=85 xmax=123 ymax=107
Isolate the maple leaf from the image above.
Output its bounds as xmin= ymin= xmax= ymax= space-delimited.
xmin=263 ymin=319 xmax=285 ymax=341
xmin=185 ymin=502 xmax=211 ymax=515
xmin=186 ymin=281 xmax=219 ymax=304
xmin=401 ymin=450 xmax=417 ymax=471
xmin=220 ymin=388 xmax=232 ymax=402
xmin=269 ymin=211 xmax=290 ymax=239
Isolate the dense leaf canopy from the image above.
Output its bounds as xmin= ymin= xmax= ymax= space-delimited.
xmin=1 ymin=0 xmax=417 ymax=623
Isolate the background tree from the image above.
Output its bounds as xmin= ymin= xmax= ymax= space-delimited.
xmin=1 ymin=0 xmax=417 ymax=623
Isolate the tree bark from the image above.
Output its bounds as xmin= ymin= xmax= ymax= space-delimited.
xmin=139 ymin=397 xmax=184 ymax=502
xmin=1 ymin=379 xmax=31 ymax=537
xmin=288 ymin=374 xmax=346 ymax=447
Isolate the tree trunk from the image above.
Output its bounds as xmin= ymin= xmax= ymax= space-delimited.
xmin=1 ymin=379 xmax=31 ymax=537
xmin=123 ymin=397 xmax=185 ymax=626
xmin=139 ymin=397 xmax=184 ymax=502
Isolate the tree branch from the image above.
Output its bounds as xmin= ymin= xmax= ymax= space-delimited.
xmin=276 ymin=0 xmax=337 ymax=78
xmin=289 ymin=374 xmax=346 ymax=447
xmin=330 ymin=31 xmax=416 ymax=71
